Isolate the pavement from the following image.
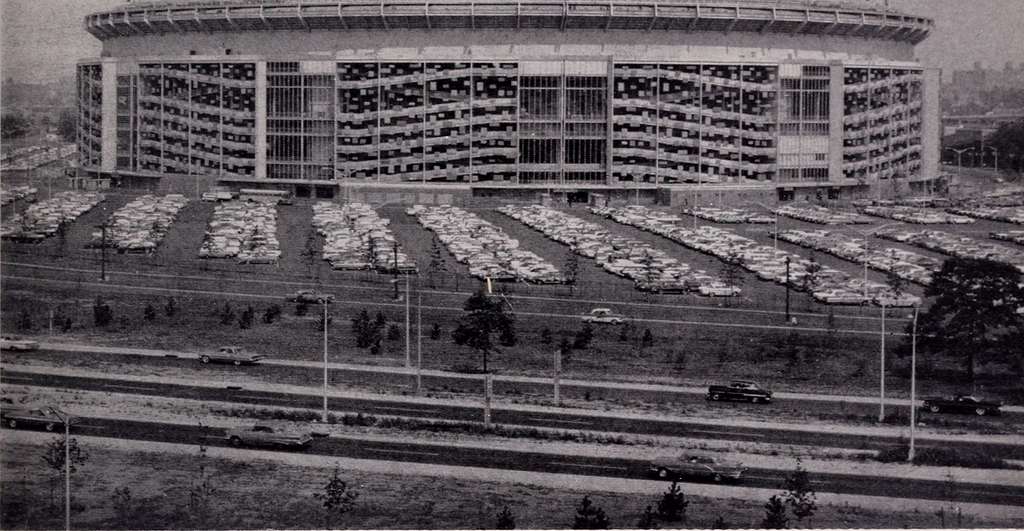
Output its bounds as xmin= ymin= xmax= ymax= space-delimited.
xmin=36 ymin=341 xmax=1024 ymax=414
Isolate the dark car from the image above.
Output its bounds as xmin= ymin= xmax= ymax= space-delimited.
xmin=707 ymin=380 xmax=773 ymax=404
xmin=198 ymin=346 xmax=266 ymax=366
xmin=286 ymin=289 xmax=335 ymax=304
xmin=225 ymin=424 xmax=313 ymax=449
xmin=649 ymin=454 xmax=746 ymax=483
xmin=921 ymin=395 xmax=1001 ymax=416
xmin=1 ymin=406 xmax=77 ymax=431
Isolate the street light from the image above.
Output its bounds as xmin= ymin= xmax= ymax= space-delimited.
xmin=945 ymin=147 xmax=972 ymax=179
xmin=391 ymin=276 xmax=411 ymax=368
xmin=982 ymin=146 xmax=999 ymax=176
xmin=878 ymin=302 xmax=887 ymax=422
xmin=320 ymin=296 xmax=331 ymax=423
xmin=908 ymin=305 xmax=919 ymax=463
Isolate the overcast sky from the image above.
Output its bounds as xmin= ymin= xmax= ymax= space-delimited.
xmin=1 ymin=0 xmax=1023 ymax=84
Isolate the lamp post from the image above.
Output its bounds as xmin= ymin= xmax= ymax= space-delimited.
xmin=982 ymin=146 xmax=999 ymax=177
xmin=321 ymin=297 xmax=330 ymax=423
xmin=391 ymin=276 xmax=411 ymax=368
xmin=879 ymin=303 xmax=887 ymax=422
xmin=908 ymin=305 xmax=919 ymax=463
xmin=784 ymin=256 xmax=791 ymax=323
xmin=416 ymin=289 xmax=422 ymax=395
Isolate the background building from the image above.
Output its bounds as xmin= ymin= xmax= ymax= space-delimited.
xmin=78 ymin=0 xmax=940 ymax=204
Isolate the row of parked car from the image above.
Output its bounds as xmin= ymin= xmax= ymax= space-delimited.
xmin=411 ymin=205 xmax=561 ymax=283
xmin=948 ymin=206 xmax=1024 ymax=225
xmin=777 ymin=228 xmax=933 ymax=295
xmin=859 ymin=206 xmax=975 ymax=225
xmin=991 ymin=231 xmax=1024 ymax=246
xmin=684 ymin=207 xmax=774 ymax=225
xmin=773 ymin=205 xmax=873 ymax=225
xmin=0 ymin=144 xmax=76 ymax=171
xmin=312 ymin=202 xmax=417 ymax=274
xmin=0 ymin=186 xmax=37 ymax=207
xmin=198 ymin=200 xmax=281 ymax=263
xmin=1 ymin=191 xmax=106 ymax=243
xmin=88 ymin=194 xmax=189 ymax=254
xmin=600 ymin=205 xmax=908 ymax=306
xmin=874 ymin=227 xmax=1024 ymax=274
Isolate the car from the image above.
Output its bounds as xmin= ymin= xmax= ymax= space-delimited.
xmin=224 ymin=424 xmax=313 ymax=449
xmin=1 ymin=406 xmax=77 ymax=431
xmin=874 ymin=294 xmax=921 ymax=307
xmin=581 ymin=308 xmax=626 ymax=325
xmin=285 ymin=289 xmax=335 ymax=304
xmin=699 ymin=283 xmax=741 ymax=297
xmin=649 ymin=454 xmax=747 ymax=483
xmin=198 ymin=346 xmax=266 ymax=366
xmin=921 ymin=395 xmax=1002 ymax=416
xmin=1 ymin=336 xmax=40 ymax=351
xmin=707 ymin=380 xmax=773 ymax=403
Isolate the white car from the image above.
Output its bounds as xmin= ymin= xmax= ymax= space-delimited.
xmin=699 ymin=283 xmax=741 ymax=297
xmin=582 ymin=308 xmax=626 ymax=325
xmin=1 ymin=336 xmax=40 ymax=351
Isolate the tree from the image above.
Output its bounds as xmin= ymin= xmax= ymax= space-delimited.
xmin=313 ymin=466 xmax=359 ymax=527
xmin=573 ymin=322 xmax=595 ymax=350
xmin=295 ymin=302 xmax=309 ymax=317
xmin=783 ymin=459 xmax=817 ymax=524
xmin=801 ymin=256 xmax=822 ymax=294
xmin=709 ymin=515 xmax=729 ymax=529
xmin=912 ymin=257 xmax=1024 ymax=380
xmin=164 ymin=297 xmax=178 ymax=317
xmin=655 ymin=481 xmax=688 ymax=523
xmin=111 ymin=486 xmax=135 ymax=528
xmin=540 ymin=327 xmax=553 ymax=345
xmin=451 ymin=290 xmax=515 ymax=373
xmin=42 ymin=436 xmax=88 ymax=509
xmin=1 ymin=110 xmax=32 ymax=140
xmin=185 ymin=444 xmax=218 ymax=528
xmin=496 ymin=505 xmax=516 ymax=529
xmin=57 ymin=108 xmax=77 ymax=143
xmin=720 ymin=251 xmax=746 ymax=306
xmin=143 ymin=304 xmax=157 ymax=322
xmin=263 ymin=304 xmax=282 ymax=324
xmin=886 ymin=269 xmax=907 ymax=299
xmin=238 ymin=305 xmax=255 ymax=329
xmin=17 ymin=309 xmax=33 ymax=331
xmin=93 ymin=297 xmax=113 ymax=327
xmin=564 ymin=251 xmax=580 ymax=295
xmin=572 ymin=495 xmax=611 ymax=529
xmin=427 ymin=236 xmax=448 ymax=289
xmin=641 ymin=328 xmax=654 ymax=349
xmin=429 ymin=322 xmax=442 ymax=341
xmin=300 ymin=230 xmax=321 ymax=283
xmin=351 ymin=309 xmax=372 ymax=347
xmin=219 ymin=302 xmax=235 ymax=325
xmin=387 ymin=323 xmax=401 ymax=341
xmin=636 ymin=505 xmax=659 ymax=529
xmin=761 ymin=495 xmax=789 ymax=529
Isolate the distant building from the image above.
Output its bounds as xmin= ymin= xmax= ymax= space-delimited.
xmin=77 ymin=0 xmax=941 ymax=204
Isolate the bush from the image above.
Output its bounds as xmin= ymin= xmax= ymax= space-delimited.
xmin=143 ymin=304 xmax=157 ymax=322
xmin=61 ymin=315 xmax=74 ymax=333
xmin=387 ymin=323 xmax=401 ymax=341
xmin=573 ymin=323 xmax=595 ymax=350
xmin=499 ymin=323 xmax=517 ymax=347
xmin=263 ymin=305 xmax=282 ymax=324
xmin=656 ymin=481 xmax=688 ymax=522
xmin=496 ymin=506 xmax=516 ymax=530
xmin=165 ymin=297 xmax=177 ymax=317
xmin=16 ymin=309 xmax=33 ymax=331
xmin=238 ymin=306 xmax=255 ymax=329
xmin=93 ymin=298 xmax=113 ymax=327
xmin=429 ymin=323 xmax=442 ymax=341
xmin=761 ymin=495 xmax=788 ymax=529
xmin=295 ymin=302 xmax=309 ymax=317
xmin=573 ymin=495 xmax=611 ymax=529
xmin=540 ymin=328 xmax=553 ymax=345
xmin=219 ymin=302 xmax=235 ymax=325
xmin=637 ymin=506 xmax=658 ymax=529
xmin=641 ymin=329 xmax=654 ymax=348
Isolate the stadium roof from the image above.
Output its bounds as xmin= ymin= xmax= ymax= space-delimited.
xmin=87 ymin=0 xmax=933 ymax=44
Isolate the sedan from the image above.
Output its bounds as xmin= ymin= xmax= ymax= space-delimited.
xmin=198 ymin=346 xmax=266 ymax=366
xmin=649 ymin=454 xmax=746 ymax=483
xmin=224 ymin=424 xmax=313 ymax=449
xmin=1 ymin=406 xmax=77 ymax=431
xmin=1 ymin=336 xmax=40 ymax=351
xmin=285 ymin=289 xmax=335 ymax=304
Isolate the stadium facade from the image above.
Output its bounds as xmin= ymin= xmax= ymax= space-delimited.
xmin=78 ymin=0 xmax=941 ymax=204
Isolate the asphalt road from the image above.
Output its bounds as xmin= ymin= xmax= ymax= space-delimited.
xmin=5 ymin=369 xmax=1023 ymax=461
xmin=5 ymin=415 xmax=1024 ymax=507
xmin=12 ymin=347 xmax=1024 ymax=426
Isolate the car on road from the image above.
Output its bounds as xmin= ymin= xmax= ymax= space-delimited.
xmin=581 ymin=308 xmax=626 ymax=325
xmin=921 ymin=395 xmax=1002 ymax=416
xmin=1 ymin=335 xmax=40 ymax=351
xmin=649 ymin=454 xmax=746 ymax=483
xmin=707 ymin=381 xmax=773 ymax=404
xmin=198 ymin=346 xmax=266 ymax=366
xmin=285 ymin=289 xmax=336 ymax=304
xmin=224 ymin=424 xmax=313 ymax=449
xmin=1 ymin=406 xmax=77 ymax=431
xmin=698 ymin=282 xmax=741 ymax=297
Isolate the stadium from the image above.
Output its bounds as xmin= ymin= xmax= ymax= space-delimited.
xmin=77 ymin=0 xmax=941 ymax=205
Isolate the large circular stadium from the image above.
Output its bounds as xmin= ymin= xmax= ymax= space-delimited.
xmin=77 ymin=0 xmax=940 ymax=204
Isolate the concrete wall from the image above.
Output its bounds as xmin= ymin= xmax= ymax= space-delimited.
xmin=100 ymin=29 xmax=917 ymax=65
xmin=922 ymin=68 xmax=942 ymax=179
xmin=100 ymin=59 xmax=119 ymax=173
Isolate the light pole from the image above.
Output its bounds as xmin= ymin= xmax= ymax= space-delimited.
xmin=982 ymin=146 xmax=999 ymax=177
xmin=391 ymin=276 xmax=411 ymax=368
xmin=321 ymin=297 xmax=330 ymax=423
xmin=879 ymin=303 xmax=887 ymax=422
xmin=908 ymin=305 xmax=919 ymax=463
xmin=416 ymin=289 xmax=422 ymax=395
xmin=784 ymin=256 xmax=791 ymax=323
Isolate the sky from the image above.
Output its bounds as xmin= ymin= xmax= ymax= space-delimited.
xmin=1 ymin=0 xmax=1023 ymax=84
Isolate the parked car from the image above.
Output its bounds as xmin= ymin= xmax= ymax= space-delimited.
xmin=198 ymin=346 xmax=266 ymax=366
xmin=1 ymin=406 xmax=77 ymax=431
xmin=224 ymin=424 xmax=313 ymax=449
xmin=707 ymin=381 xmax=773 ymax=403
xmin=285 ymin=289 xmax=335 ymax=304
xmin=1 ymin=335 xmax=40 ymax=351
xmin=582 ymin=308 xmax=625 ymax=325
xmin=649 ymin=454 xmax=746 ymax=483
xmin=921 ymin=395 xmax=1002 ymax=416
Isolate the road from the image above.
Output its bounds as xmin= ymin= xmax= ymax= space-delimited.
xmin=5 ymin=369 xmax=1023 ymax=460
xmin=6 ymin=415 xmax=1024 ymax=507
xmin=11 ymin=346 xmax=1024 ymax=425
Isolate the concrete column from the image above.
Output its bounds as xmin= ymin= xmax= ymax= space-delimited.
xmin=100 ymin=60 xmax=119 ymax=173
xmin=921 ymin=68 xmax=941 ymax=179
xmin=828 ymin=63 xmax=845 ymax=183
xmin=255 ymin=61 xmax=268 ymax=180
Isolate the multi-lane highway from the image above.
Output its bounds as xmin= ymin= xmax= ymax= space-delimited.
xmin=7 ymin=415 xmax=1024 ymax=507
xmin=5 ymin=369 xmax=1023 ymax=461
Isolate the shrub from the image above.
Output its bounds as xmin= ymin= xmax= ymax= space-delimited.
xmin=656 ymin=481 xmax=688 ymax=522
xmin=93 ymin=298 xmax=113 ymax=327
xmin=499 ymin=322 xmax=517 ymax=347
xmin=637 ymin=506 xmax=658 ymax=529
xmin=61 ymin=315 xmax=74 ymax=333
xmin=573 ymin=495 xmax=611 ymax=529
xmin=164 ymin=297 xmax=177 ymax=317
xmin=429 ymin=323 xmax=441 ymax=341
xmin=16 ymin=309 xmax=33 ymax=331
xmin=761 ymin=495 xmax=788 ymax=529
xmin=496 ymin=506 xmax=516 ymax=530
xmin=263 ymin=304 xmax=282 ymax=324
xmin=238 ymin=306 xmax=255 ymax=329
xmin=783 ymin=459 xmax=816 ymax=523
xmin=295 ymin=302 xmax=309 ymax=317
xmin=641 ymin=329 xmax=654 ymax=348
xmin=219 ymin=302 xmax=235 ymax=325
xmin=143 ymin=304 xmax=157 ymax=322
xmin=573 ymin=322 xmax=595 ymax=350
xmin=387 ymin=323 xmax=401 ymax=341
xmin=540 ymin=328 xmax=553 ymax=345
xmin=313 ymin=466 xmax=358 ymax=527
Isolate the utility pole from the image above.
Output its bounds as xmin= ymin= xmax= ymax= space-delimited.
xmin=404 ymin=274 xmax=410 ymax=368
xmin=879 ymin=303 xmax=886 ymax=422
xmin=64 ymin=415 xmax=70 ymax=531
xmin=908 ymin=306 xmax=919 ymax=463
xmin=322 ymin=299 xmax=329 ymax=423
xmin=99 ymin=222 xmax=108 ymax=281
xmin=553 ymin=348 xmax=562 ymax=405
xmin=784 ymin=256 xmax=791 ymax=323
xmin=416 ymin=290 xmax=422 ymax=395
xmin=392 ymin=240 xmax=400 ymax=300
